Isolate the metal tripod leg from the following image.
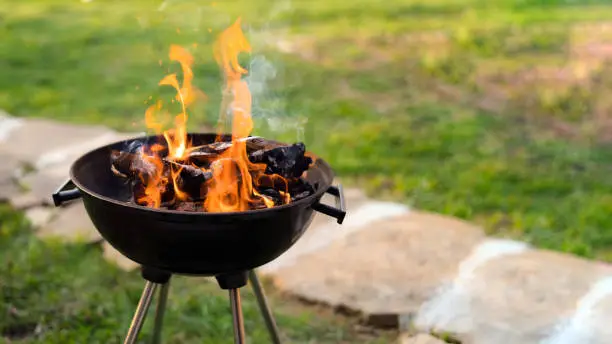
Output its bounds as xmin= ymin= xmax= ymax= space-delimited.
xmin=151 ymin=280 xmax=171 ymax=344
xmin=124 ymin=281 xmax=158 ymax=344
xmin=249 ymin=270 xmax=281 ymax=344
xmin=229 ymin=288 xmax=246 ymax=344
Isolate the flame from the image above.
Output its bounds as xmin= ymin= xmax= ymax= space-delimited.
xmin=136 ymin=150 xmax=167 ymax=208
xmin=157 ymin=44 xmax=206 ymax=160
xmin=137 ymin=18 xmax=285 ymax=211
xmin=205 ymin=17 xmax=274 ymax=212
xmin=141 ymin=45 xmax=206 ymax=206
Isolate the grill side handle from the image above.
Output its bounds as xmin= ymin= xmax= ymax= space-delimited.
xmin=312 ymin=184 xmax=346 ymax=224
xmin=52 ymin=178 xmax=82 ymax=207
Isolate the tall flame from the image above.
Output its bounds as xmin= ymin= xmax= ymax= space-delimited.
xmin=205 ymin=17 xmax=273 ymax=212
xmin=139 ymin=18 xmax=276 ymax=211
xmin=141 ymin=45 xmax=206 ymax=206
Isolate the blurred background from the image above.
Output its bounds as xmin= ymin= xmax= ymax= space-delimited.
xmin=3 ymin=0 xmax=612 ymax=342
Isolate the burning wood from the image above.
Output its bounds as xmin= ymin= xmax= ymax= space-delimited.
xmin=248 ymin=143 xmax=312 ymax=179
xmin=110 ymin=19 xmax=316 ymax=212
xmin=111 ymin=138 xmax=315 ymax=211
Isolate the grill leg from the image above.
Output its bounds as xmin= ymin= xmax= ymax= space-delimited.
xmin=151 ymin=280 xmax=171 ymax=344
xmin=124 ymin=281 xmax=158 ymax=344
xmin=229 ymin=288 xmax=246 ymax=344
xmin=249 ymin=270 xmax=281 ymax=344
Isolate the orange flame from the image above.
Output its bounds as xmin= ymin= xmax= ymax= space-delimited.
xmin=141 ymin=45 xmax=206 ymax=206
xmin=205 ymin=17 xmax=274 ymax=212
xmin=157 ymin=44 xmax=206 ymax=160
xmin=138 ymin=18 xmax=281 ymax=211
xmin=137 ymin=151 xmax=167 ymax=208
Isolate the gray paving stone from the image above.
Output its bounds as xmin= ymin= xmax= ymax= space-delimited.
xmin=0 ymin=113 xmax=24 ymax=142
xmin=0 ymin=153 xmax=22 ymax=201
xmin=263 ymin=211 xmax=484 ymax=327
xmin=9 ymin=192 xmax=45 ymax=210
xmin=260 ymin=188 xmax=408 ymax=274
xmin=412 ymin=249 xmax=612 ymax=344
xmin=0 ymin=117 xmax=114 ymax=165
xmin=25 ymin=206 xmax=54 ymax=228
xmin=398 ymin=333 xmax=446 ymax=344
xmin=19 ymin=164 xmax=68 ymax=206
xmin=541 ymin=277 xmax=612 ymax=344
xmin=37 ymin=201 xmax=102 ymax=243
xmin=0 ymin=181 xmax=21 ymax=202
xmin=0 ymin=153 xmax=21 ymax=180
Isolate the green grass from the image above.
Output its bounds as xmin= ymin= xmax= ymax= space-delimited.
xmin=3 ymin=0 xmax=612 ymax=287
xmin=5 ymin=0 xmax=612 ymax=340
xmin=0 ymin=205 xmax=393 ymax=343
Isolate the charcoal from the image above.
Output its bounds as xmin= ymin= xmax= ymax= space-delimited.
xmin=288 ymin=179 xmax=315 ymax=202
xmin=258 ymin=188 xmax=283 ymax=206
xmin=110 ymin=151 xmax=136 ymax=178
xmin=187 ymin=136 xmax=270 ymax=157
xmin=187 ymin=151 xmax=218 ymax=167
xmin=111 ymin=150 xmax=161 ymax=182
xmin=249 ymin=198 xmax=271 ymax=210
xmin=131 ymin=179 xmax=175 ymax=208
xmin=171 ymin=201 xmax=203 ymax=212
xmin=165 ymin=160 xmax=213 ymax=200
xmin=113 ymin=137 xmax=317 ymax=212
xmin=249 ymin=143 xmax=313 ymax=179
xmin=256 ymin=174 xmax=289 ymax=193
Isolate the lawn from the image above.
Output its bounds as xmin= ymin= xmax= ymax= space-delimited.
xmin=4 ymin=0 xmax=612 ymax=339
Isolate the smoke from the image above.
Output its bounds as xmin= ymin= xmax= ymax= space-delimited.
xmin=245 ymin=51 xmax=307 ymax=142
xmin=242 ymin=0 xmax=310 ymax=142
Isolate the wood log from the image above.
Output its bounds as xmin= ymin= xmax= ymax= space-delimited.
xmin=164 ymin=160 xmax=213 ymax=200
xmin=248 ymin=143 xmax=313 ymax=179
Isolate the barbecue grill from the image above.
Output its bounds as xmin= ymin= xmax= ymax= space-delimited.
xmin=51 ymin=133 xmax=346 ymax=344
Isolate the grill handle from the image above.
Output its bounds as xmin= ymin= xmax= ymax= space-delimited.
xmin=52 ymin=178 xmax=82 ymax=207
xmin=312 ymin=184 xmax=346 ymax=224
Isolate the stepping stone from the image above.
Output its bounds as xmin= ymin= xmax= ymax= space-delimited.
xmin=263 ymin=211 xmax=484 ymax=327
xmin=0 ymin=117 xmax=114 ymax=165
xmin=260 ymin=188 xmax=409 ymax=274
xmin=540 ymin=276 xmax=612 ymax=344
xmin=398 ymin=333 xmax=446 ymax=344
xmin=37 ymin=201 xmax=102 ymax=243
xmin=0 ymin=181 xmax=20 ymax=202
xmin=18 ymin=164 xmax=70 ymax=206
xmin=102 ymin=241 xmax=139 ymax=272
xmin=0 ymin=113 xmax=24 ymax=143
xmin=9 ymin=193 xmax=45 ymax=210
xmin=24 ymin=206 xmax=54 ymax=228
xmin=410 ymin=246 xmax=612 ymax=344
xmin=0 ymin=153 xmax=22 ymax=201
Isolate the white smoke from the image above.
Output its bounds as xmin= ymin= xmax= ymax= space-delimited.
xmin=242 ymin=0 xmax=310 ymax=141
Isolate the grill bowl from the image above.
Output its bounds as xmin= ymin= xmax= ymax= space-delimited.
xmin=54 ymin=133 xmax=342 ymax=276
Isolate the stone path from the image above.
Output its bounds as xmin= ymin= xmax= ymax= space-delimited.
xmin=0 ymin=112 xmax=142 ymax=269
xmin=3 ymin=112 xmax=612 ymax=344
